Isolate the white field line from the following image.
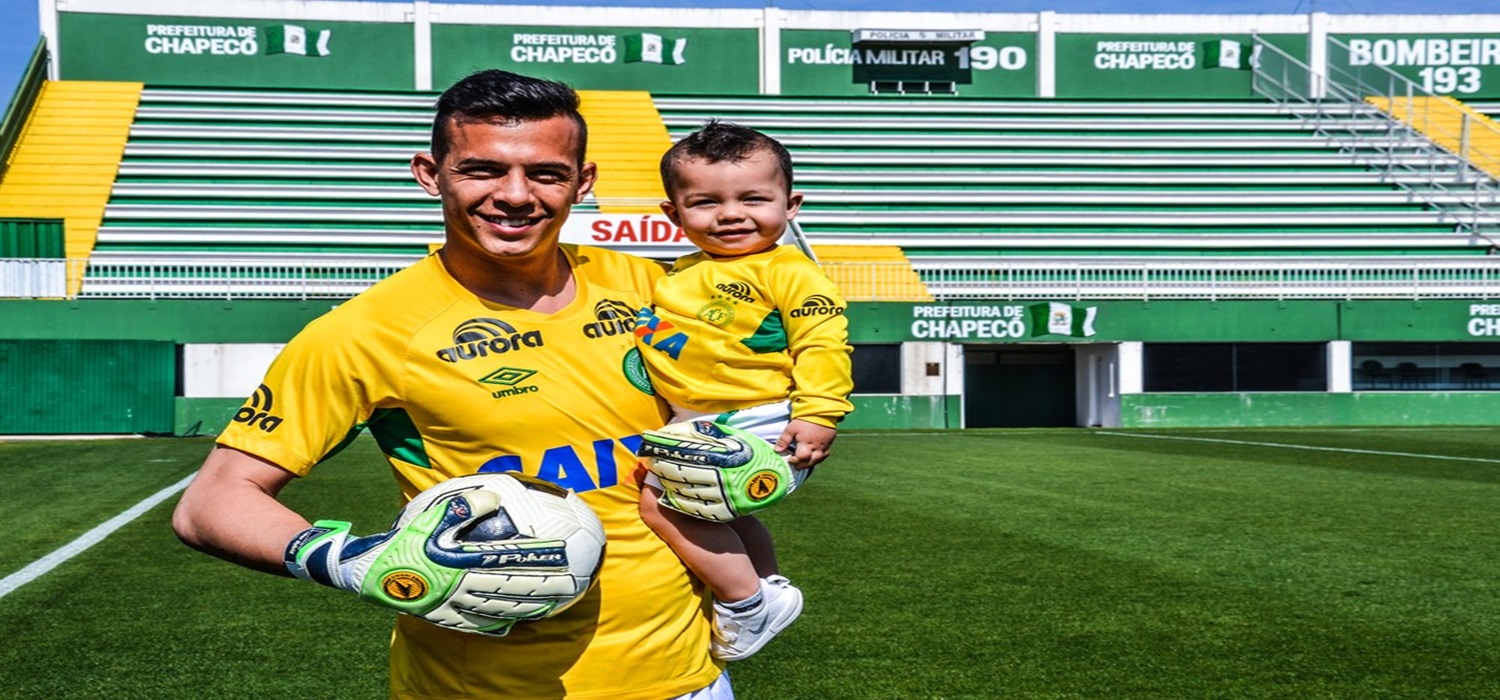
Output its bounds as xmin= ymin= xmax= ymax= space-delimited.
xmin=0 ymin=472 xmax=196 ymax=600
xmin=1096 ymin=431 xmax=1500 ymax=465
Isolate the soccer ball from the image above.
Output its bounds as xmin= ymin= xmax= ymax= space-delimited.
xmin=399 ymin=472 xmax=607 ymax=621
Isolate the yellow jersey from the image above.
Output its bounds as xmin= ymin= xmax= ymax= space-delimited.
xmin=218 ymin=247 xmax=720 ymax=699
xmin=636 ymin=245 xmax=854 ymax=428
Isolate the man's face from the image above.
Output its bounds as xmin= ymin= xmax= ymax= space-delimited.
xmin=412 ymin=115 xmax=596 ymax=266
xmin=660 ymin=150 xmax=803 ymax=259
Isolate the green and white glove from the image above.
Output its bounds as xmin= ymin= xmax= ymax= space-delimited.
xmin=285 ymin=487 xmax=579 ymax=636
xmin=637 ymin=420 xmax=796 ymax=522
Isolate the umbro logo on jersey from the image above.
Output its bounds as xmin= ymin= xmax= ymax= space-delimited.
xmin=232 ymin=384 xmax=284 ymax=432
xmin=582 ymin=299 xmax=638 ymax=339
xmin=715 ymin=282 xmax=756 ymax=302
xmin=789 ymin=295 xmax=846 ymax=318
xmin=479 ymin=367 xmax=539 ymax=399
xmin=438 ymin=318 xmax=544 ymax=363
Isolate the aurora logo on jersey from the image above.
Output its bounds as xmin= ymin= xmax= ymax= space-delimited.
xmin=582 ymin=299 xmax=638 ymax=339
xmin=232 ymin=384 xmax=283 ymax=432
xmin=634 ymin=307 xmax=688 ymax=360
xmin=477 ymin=433 xmax=645 ymax=493
xmin=479 ymin=367 xmax=540 ymax=399
xmin=788 ymin=295 xmax=846 ymax=318
xmin=438 ymin=318 xmax=544 ymax=363
xmin=715 ymin=282 xmax=756 ymax=302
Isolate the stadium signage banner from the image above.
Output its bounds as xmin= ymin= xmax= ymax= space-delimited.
xmin=432 ymin=24 xmax=758 ymax=93
xmin=851 ymin=29 xmax=985 ymax=43
xmin=57 ymin=12 xmax=413 ymax=89
xmin=563 ymin=214 xmax=687 ymax=246
xmin=1055 ymin=33 xmax=1306 ymax=98
xmin=907 ymin=303 xmax=1098 ymax=341
xmin=782 ymin=29 xmax=1035 ymax=97
xmin=1333 ymin=34 xmax=1500 ymax=98
xmin=1467 ymin=304 xmax=1500 ymax=337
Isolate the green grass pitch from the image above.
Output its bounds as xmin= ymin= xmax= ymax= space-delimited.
xmin=2 ymin=428 xmax=1499 ymax=698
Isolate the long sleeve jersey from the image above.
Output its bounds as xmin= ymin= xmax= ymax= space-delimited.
xmin=635 ymin=245 xmax=854 ymax=427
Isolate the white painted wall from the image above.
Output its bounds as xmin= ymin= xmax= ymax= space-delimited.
xmin=182 ymin=343 xmax=283 ymax=398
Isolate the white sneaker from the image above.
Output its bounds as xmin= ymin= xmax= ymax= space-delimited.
xmin=711 ymin=575 xmax=804 ymax=661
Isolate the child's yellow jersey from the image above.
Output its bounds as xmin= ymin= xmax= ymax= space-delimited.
xmin=636 ymin=245 xmax=853 ymax=427
xmin=217 ymin=248 xmax=720 ymax=700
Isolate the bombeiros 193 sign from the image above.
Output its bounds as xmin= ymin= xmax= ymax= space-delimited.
xmin=1343 ymin=37 xmax=1500 ymax=95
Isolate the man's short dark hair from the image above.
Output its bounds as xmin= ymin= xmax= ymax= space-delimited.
xmin=430 ymin=70 xmax=588 ymax=164
xmin=660 ymin=120 xmax=795 ymax=198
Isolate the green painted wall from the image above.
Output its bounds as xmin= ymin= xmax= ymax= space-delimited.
xmin=0 ymin=300 xmax=336 ymax=342
xmin=58 ymin=12 xmax=414 ymax=90
xmin=1122 ymin=391 xmax=1500 ymax=428
xmin=0 ymin=340 xmax=174 ymax=434
xmin=175 ymin=397 xmax=243 ymax=437
xmin=844 ymin=395 xmax=959 ymax=429
xmin=849 ymin=299 xmax=1499 ymax=344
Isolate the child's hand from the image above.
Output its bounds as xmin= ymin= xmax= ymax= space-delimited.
xmin=775 ymin=420 xmax=838 ymax=469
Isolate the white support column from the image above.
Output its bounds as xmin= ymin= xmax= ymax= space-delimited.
xmin=1034 ymin=11 xmax=1056 ymax=98
xmin=1328 ymin=340 xmax=1352 ymax=393
xmin=945 ymin=342 xmax=966 ymax=429
xmin=759 ymin=6 xmax=782 ymax=96
xmin=1117 ymin=341 xmax=1144 ymax=394
xmin=39 ymin=0 xmax=59 ymax=79
xmin=411 ymin=1 xmax=432 ymax=91
xmin=1308 ymin=11 xmax=1329 ymax=99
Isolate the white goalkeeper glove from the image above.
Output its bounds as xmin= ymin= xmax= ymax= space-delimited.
xmin=636 ymin=420 xmax=798 ymax=522
xmin=284 ymin=487 xmax=580 ymax=636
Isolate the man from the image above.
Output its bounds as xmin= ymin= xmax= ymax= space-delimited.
xmin=172 ymin=70 xmax=727 ymax=699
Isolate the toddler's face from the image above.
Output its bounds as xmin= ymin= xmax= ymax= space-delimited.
xmin=661 ymin=152 xmax=803 ymax=258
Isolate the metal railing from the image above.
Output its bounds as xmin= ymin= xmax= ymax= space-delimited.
xmin=0 ymin=39 xmax=49 ymax=180
xmin=1 ymin=257 xmax=412 ymax=300
xmin=1251 ymin=35 xmax=1500 ymax=246
xmin=6 ymin=256 xmax=1499 ymax=302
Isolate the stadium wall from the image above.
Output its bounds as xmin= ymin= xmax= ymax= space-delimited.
xmin=4 ymin=298 xmax=1498 ymax=434
xmin=39 ymin=0 xmax=1500 ymax=99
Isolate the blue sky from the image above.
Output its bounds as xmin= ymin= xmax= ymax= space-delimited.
xmin=1 ymin=0 xmax=1497 ymax=104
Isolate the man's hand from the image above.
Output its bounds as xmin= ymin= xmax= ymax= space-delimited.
xmin=775 ymin=419 xmax=838 ymax=469
xmin=285 ymin=488 xmax=579 ymax=636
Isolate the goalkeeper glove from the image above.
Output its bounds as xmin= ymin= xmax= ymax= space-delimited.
xmin=637 ymin=420 xmax=797 ymax=522
xmin=285 ymin=488 xmax=579 ymax=635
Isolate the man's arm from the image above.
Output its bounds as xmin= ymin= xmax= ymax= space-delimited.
xmin=172 ymin=445 xmax=310 ymax=577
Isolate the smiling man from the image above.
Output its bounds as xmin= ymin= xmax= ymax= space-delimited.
xmin=172 ymin=71 xmax=727 ymax=700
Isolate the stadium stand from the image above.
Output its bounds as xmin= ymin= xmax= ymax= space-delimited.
xmin=656 ymin=96 xmax=1493 ymax=259
xmin=13 ymin=84 xmax=1475 ymax=299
